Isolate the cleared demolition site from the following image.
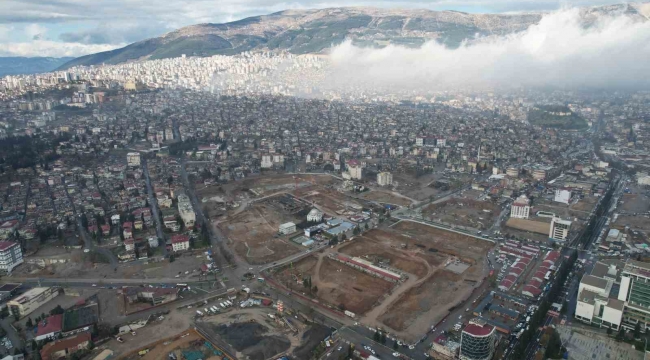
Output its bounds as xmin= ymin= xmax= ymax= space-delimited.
xmin=268 ymin=220 xmax=493 ymax=341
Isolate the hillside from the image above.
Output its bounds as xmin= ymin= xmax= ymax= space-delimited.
xmin=58 ymin=3 xmax=650 ymax=69
xmin=0 ymin=57 xmax=73 ymax=76
xmin=528 ymin=105 xmax=589 ymax=130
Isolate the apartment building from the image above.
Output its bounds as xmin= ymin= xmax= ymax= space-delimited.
xmin=0 ymin=241 xmax=23 ymax=274
xmin=377 ymin=172 xmax=393 ymax=186
xmin=510 ymin=195 xmax=530 ymax=219
xmin=549 ymin=218 xmax=571 ymax=242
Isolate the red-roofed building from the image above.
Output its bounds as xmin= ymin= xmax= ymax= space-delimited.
xmin=35 ymin=314 xmax=63 ymax=341
xmin=0 ymin=220 xmax=19 ymax=239
xmin=171 ymin=235 xmax=190 ymax=252
xmin=40 ymin=332 xmax=92 ymax=360
xmin=522 ymin=285 xmax=543 ymax=298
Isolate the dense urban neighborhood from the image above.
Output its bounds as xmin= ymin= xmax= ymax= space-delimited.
xmin=0 ymin=8 xmax=650 ymax=360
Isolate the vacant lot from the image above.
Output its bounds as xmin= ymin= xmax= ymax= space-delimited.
xmin=318 ymin=257 xmax=394 ymax=314
xmin=391 ymin=221 xmax=492 ymax=268
xmin=619 ymin=193 xmax=650 ymax=213
xmin=615 ymin=215 xmax=650 ymax=232
xmin=338 ymin=237 xmax=430 ymax=278
xmin=422 ymin=198 xmax=499 ymax=230
xmin=273 ymin=255 xmax=394 ymax=315
xmin=241 ymin=174 xmax=335 ymax=197
xmin=570 ymin=196 xmax=600 ymax=213
xmin=302 ymin=190 xmax=363 ymax=214
xmin=356 ymin=190 xmax=415 ymax=207
xmin=505 ymin=218 xmax=551 ymax=235
xmin=219 ymin=199 xmax=302 ymax=264
xmin=379 ymin=269 xmax=471 ymax=332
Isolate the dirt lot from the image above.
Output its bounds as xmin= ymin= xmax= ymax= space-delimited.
xmin=338 ymin=235 xmax=431 ymax=278
xmin=273 ymin=255 xmax=395 ymax=315
xmin=378 ymin=269 xmax=470 ymax=332
xmin=390 ymin=221 xmax=492 ymax=268
xmin=422 ymin=198 xmax=500 ymax=230
xmin=302 ymin=190 xmax=363 ymax=215
xmin=570 ymin=196 xmax=600 ymax=212
xmin=390 ymin=168 xmax=468 ymax=201
xmin=109 ymin=307 xmax=195 ymax=358
xmin=241 ymin=174 xmax=336 ymax=197
xmin=356 ymin=190 xmax=415 ymax=207
xmin=615 ymin=215 xmax=650 ymax=232
xmin=619 ymin=193 xmax=650 ymax=213
xmin=505 ymin=218 xmax=551 ymax=235
xmin=219 ymin=199 xmax=303 ymax=265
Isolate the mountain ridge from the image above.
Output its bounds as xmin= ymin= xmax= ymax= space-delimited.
xmin=0 ymin=57 xmax=74 ymax=77
xmin=57 ymin=3 xmax=650 ymax=70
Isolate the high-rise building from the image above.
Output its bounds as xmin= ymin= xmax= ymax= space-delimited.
xmin=377 ymin=172 xmax=393 ymax=186
xmin=510 ymin=195 xmax=530 ymax=219
xmin=460 ymin=318 xmax=496 ymax=360
xmin=0 ymin=241 xmax=23 ymax=274
xmin=549 ymin=218 xmax=571 ymax=242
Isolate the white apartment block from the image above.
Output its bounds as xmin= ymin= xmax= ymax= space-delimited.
xmin=549 ymin=218 xmax=571 ymax=242
xmin=377 ymin=172 xmax=393 ymax=186
xmin=0 ymin=241 xmax=23 ymax=274
xmin=177 ymin=194 xmax=196 ymax=228
xmin=510 ymin=195 xmax=530 ymax=219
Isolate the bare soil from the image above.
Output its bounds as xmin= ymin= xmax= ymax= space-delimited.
xmin=219 ymin=200 xmax=302 ymax=265
xmin=356 ymin=190 xmax=415 ymax=207
xmin=378 ymin=269 xmax=469 ymax=331
xmin=338 ymin=237 xmax=429 ymax=278
xmin=422 ymin=198 xmax=499 ymax=230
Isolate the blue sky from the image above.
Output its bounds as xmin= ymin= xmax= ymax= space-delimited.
xmin=0 ymin=0 xmax=634 ymax=57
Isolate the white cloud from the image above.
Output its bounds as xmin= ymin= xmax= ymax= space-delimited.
xmin=24 ymin=23 xmax=46 ymax=39
xmin=0 ymin=40 xmax=124 ymax=57
xmin=324 ymin=7 xmax=650 ymax=90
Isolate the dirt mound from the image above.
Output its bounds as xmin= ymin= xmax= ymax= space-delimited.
xmin=213 ymin=322 xmax=290 ymax=360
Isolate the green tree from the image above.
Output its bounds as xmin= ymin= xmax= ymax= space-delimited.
xmin=380 ymin=332 xmax=387 ymax=344
xmin=364 ymin=222 xmax=369 ymax=230
xmin=616 ymin=327 xmax=625 ymax=341
xmin=393 ymin=340 xmax=399 ymax=350
xmin=353 ymin=227 xmax=360 ymax=235
xmin=634 ymin=322 xmax=641 ymax=339
xmin=50 ymin=305 xmax=64 ymax=315
xmin=373 ymin=331 xmax=380 ymax=342
xmin=169 ymin=254 xmax=175 ymax=263
xmin=545 ymin=329 xmax=562 ymax=359
xmin=26 ymin=317 xmax=33 ymax=328
xmin=31 ymin=340 xmax=37 ymax=351
xmin=607 ymin=327 xmax=612 ymax=335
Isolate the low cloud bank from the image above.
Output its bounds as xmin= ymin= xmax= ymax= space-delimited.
xmin=326 ymin=7 xmax=650 ymax=90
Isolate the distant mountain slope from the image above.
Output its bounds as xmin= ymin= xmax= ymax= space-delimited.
xmin=57 ymin=3 xmax=649 ymax=70
xmin=0 ymin=57 xmax=74 ymax=76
